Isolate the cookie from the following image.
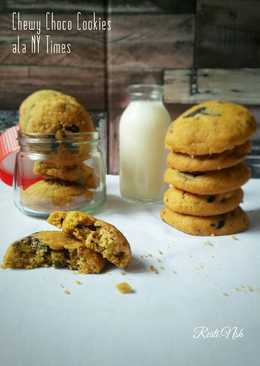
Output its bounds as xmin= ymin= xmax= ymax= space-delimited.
xmin=19 ymin=96 xmax=94 ymax=136
xmin=19 ymin=89 xmax=66 ymax=118
xmin=165 ymin=101 xmax=256 ymax=155
xmin=164 ymin=162 xmax=250 ymax=195
xmin=164 ymin=186 xmax=243 ymax=216
xmin=33 ymin=161 xmax=98 ymax=188
xmin=21 ymin=180 xmax=93 ymax=212
xmin=48 ymin=211 xmax=132 ymax=269
xmin=167 ymin=141 xmax=251 ymax=172
xmin=160 ymin=206 xmax=249 ymax=236
xmin=2 ymin=231 xmax=105 ymax=273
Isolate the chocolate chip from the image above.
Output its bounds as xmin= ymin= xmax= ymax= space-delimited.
xmin=75 ymin=223 xmax=85 ymax=230
xmin=211 ymin=220 xmax=225 ymax=229
xmin=184 ymin=107 xmax=221 ymax=118
xmin=185 ymin=172 xmax=205 ymax=177
xmin=184 ymin=107 xmax=207 ymax=118
xmin=114 ymin=251 xmax=124 ymax=258
xmin=65 ymin=124 xmax=80 ymax=133
xmin=87 ymin=224 xmax=97 ymax=231
xmin=207 ymin=195 xmax=216 ymax=203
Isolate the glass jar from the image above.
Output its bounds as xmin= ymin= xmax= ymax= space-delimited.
xmin=119 ymin=84 xmax=171 ymax=202
xmin=14 ymin=131 xmax=106 ymax=217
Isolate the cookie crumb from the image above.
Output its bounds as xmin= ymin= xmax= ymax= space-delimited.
xmin=121 ymin=271 xmax=126 ymax=276
xmin=223 ymin=292 xmax=229 ymax=297
xmin=160 ymin=266 xmax=165 ymax=271
xmin=149 ymin=265 xmax=159 ymax=274
xmin=75 ymin=280 xmax=82 ymax=285
xmin=116 ymin=282 xmax=135 ymax=294
xmin=157 ymin=258 xmax=162 ymax=263
xmin=60 ymin=284 xmax=64 ymax=288
xmin=158 ymin=250 xmax=163 ymax=255
xmin=172 ymin=270 xmax=177 ymax=274
xmin=231 ymin=235 xmax=239 ymax=241
xmin=64 ymin=289 xmax=71 ymax=295
xmin=204 ymin=240 xmax=214 ymax=247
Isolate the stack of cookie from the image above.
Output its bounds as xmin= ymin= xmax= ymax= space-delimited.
xmin=18 ymin=89 xmax=97 ymax=212
xmin=161 ymin=101 xmax=256 ymax=236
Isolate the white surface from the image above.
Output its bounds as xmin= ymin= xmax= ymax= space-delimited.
xmin=0 ymin=176 xmax=259 ymax=366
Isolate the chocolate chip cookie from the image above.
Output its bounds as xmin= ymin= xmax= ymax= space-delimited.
xmin=164 ymin=186 xmax=243 ymax=216
xmin=167 ymin=141 xmax=251 ymax=172
xmin=165 ymin=101 xmax=256 ymax=155
xmin=48 ymin=211 xmax=132 ymax=269
xmin=164 ymin=162 xmax=250 ymax=195
xmin=160 ymin=206 xmax=249 ymax=236
xmin=20 ymin=96 xmax=94 ymax=137
xmin=2 ymin=231 xmax=105 ymax=273
xmin=21 ymin=180 xmax=93 ymax=212
xmin=33 ymin=161 xmax=98 ymax=188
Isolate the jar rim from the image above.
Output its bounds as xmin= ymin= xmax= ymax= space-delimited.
xmin=128 ymin=84 xmax=163 ymax=95
xmin=18 ymin=130 xmax=99 ymax=145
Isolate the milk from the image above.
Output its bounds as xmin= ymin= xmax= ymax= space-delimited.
xmin=119 ymin=97 xmax=171 ymax=202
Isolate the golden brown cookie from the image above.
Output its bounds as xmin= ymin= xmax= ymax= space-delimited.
xmin=19 ymin=96 xmax=94 ymax=136
xmin=33 ymin=161 xmax=98 ymax=188
xmin=2 ymin=231 xmax=105 ymax=273
xmin=160 ymin=206 xmax=249 ymax=236
xmin=165 ymin=101 xmax=256 ymax=155
xmin=164 ymin=162 xmax=251 ymax=195
xmin=19 ymin=89 xmax=66 ymax=118
xmin=48 ymin=211 xmax=132 ymax=269
xmin=164 ymin=186 xmax=243 ymax=216
xmin=167 ymin=141 xmax=251 ymax=172
xmin=21 ymin=180 xmax=93 ymax=212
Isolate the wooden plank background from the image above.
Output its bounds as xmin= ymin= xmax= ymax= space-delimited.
xmin=164 ymin=68 xmax=260 ymax=105
xmin=0 ymin=0 xmax=259 ymax=173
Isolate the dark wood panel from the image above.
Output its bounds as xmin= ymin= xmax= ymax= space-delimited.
xmin=109 ymin=0 xmax=196 ymax=14
xmin=108 ymin=69 xmax=163 ymax=109
xmin=5 ymin=1 xmax=105 ymax=12
xmin=0 ymin=1 xmax=6 ymax=11
xmin=0 ymin=65 xmax=105 ymax=110
xmin=108 ymin=14 xmax=194 ymax=69
xmin=196 ymin=0 xmax=260 ymax=68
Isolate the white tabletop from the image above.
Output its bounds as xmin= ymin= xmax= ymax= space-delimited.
xmin=0 ymin=176 xmax=259 ymax=366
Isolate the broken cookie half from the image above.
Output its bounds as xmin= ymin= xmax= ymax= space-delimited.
xmin=2 ymin=231 xmax=105 ymax=274
xmin=48 ymin=211 xmax=132 ymax=269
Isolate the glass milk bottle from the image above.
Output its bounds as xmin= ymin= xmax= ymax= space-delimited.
xmin=119 ymin=84 xmax=171 ymax=202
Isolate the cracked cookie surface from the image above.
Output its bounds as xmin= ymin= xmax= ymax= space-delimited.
xmin=2 ymin=231 xmax=105 ymax=273
xmin=160 ymin=207 xmax=249 ymax=236
xmin=165 ymin=101 xmax=256 ymax=155
xmin=20 ymin=95 xmax=94 ymax=137
xmin=48 ymin=211 xmax=132 ymax=269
